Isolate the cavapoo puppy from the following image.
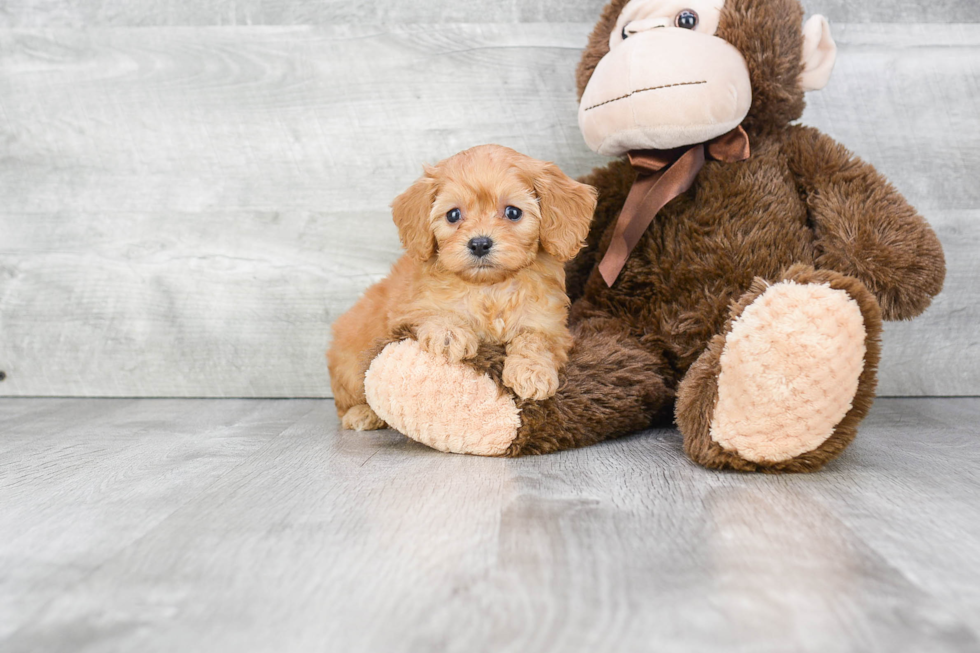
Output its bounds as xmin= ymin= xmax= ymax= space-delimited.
xmin=327 ymin=144 xmax=597 ymax=431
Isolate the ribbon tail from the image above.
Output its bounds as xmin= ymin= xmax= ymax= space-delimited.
xmin=598 ymin=240 xmax=629 ymax=287
xmin=598 ymin=145 xmax=706 ymax=287
xmin=598 ymin=174 xmax=658 ymax=287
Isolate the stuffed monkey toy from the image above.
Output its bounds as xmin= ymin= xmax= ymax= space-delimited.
xmin=361 ymin=0 xmax=946 ymax=472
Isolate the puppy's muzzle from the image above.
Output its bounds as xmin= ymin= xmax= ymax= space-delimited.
xmin=467 ymin=236 xmax=494 ymax=258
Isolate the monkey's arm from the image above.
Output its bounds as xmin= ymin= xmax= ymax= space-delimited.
xmin=567 ymin=159 xmax=636 ymax=302
xmin=784 ymin=125 xmax=945 ymax=321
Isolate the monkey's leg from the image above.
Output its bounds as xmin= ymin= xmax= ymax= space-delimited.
xmin=363 ymin=318 xmax=673 ymax=457
xmin=676 ymin=265 xmax=882 ymax=473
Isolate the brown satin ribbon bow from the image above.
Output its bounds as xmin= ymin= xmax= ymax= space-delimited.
xmin=597 ymin=126 xmax=751 ymax=287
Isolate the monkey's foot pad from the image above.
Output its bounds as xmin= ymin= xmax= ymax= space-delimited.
xmin=365 ymin=339 xmax=520 ymax=456
xmin=710 ymin=280 xmax=868 ymax=463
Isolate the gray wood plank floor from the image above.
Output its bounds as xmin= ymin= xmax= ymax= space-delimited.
xmin=1 ymin=397 xmax=978 ymax=652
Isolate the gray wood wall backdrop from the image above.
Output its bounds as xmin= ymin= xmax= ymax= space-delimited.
xmin=0 ymin=1 xmax=977 ymax=398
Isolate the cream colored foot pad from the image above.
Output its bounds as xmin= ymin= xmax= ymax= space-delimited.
xmin=365 ymin=340 xmax=521 ymax=456
xmin=711 ymin=281 xmax=866 ymax=463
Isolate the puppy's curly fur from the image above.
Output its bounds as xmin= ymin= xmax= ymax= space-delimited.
xmin=327 ymin=144 xmax=597 ymax=430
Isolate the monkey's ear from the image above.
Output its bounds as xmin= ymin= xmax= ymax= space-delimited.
xmin=529 ymin=162 xmax=597 ymax=262
xmin=391 ymin=167 xmax=438 ymax=263
xmin=800 ymin=15 xmax=837 ymax=92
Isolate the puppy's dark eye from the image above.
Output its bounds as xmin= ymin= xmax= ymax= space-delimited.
xmin=675 ymin=9 xmax=699 ymax=29
xmin=446 ymin=208 xmax=461 ymax=224
xmin=621 ymin=24 xmax=630 ymax=40
xmin=504 ymin=206 xmax=523 ymax=221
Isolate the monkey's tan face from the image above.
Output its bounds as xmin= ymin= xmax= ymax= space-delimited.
xmin=578 ymin=0 xmax=753 ymax=155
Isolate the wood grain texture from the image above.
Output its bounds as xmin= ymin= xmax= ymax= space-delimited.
xmin=1 ymin=397 xmax=979 ymax=652
xmin=0 ymin=24 xmax=976 ymax=397
xmin=2 ymin=0 xmax=978 ymax=27
xmin=0 ymin=398 xmax=320 ymax=639
xmin=0 ymin=24 xmax=596 ymax=397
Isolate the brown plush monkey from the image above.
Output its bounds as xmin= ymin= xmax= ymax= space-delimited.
xmin=361 ymin=0 xmax=945 ymax=472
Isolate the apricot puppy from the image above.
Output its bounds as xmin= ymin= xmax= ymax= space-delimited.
xmin=327 ymin=144 xmax=597 ymax=431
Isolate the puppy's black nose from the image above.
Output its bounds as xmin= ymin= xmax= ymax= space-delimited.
xmin=467 ymin=236 xmax=494 ymax=258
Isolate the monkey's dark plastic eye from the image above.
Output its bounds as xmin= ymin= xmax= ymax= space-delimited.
xmin=676 ymin=9 xmax=699 ymax=29
xmin=447 ymin=208 xmax=461 ymax=224
xmin=504 ymin=206 xmax=523 ymax=221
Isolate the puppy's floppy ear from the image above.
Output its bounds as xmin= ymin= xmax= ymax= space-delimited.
xmin=391 ymin=166 xmax=438 ymax=262
xmin=527 ymin=161 xmax=597 ymax=262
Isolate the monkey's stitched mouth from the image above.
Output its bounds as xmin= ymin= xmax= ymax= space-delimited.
xmin=583 ymin=80 xmax=708 ymax=112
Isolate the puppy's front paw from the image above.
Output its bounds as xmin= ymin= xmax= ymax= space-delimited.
xmin=416 ymin=322 xmax=479 ymax=363
xmin=502 ymin=356 xmax=560 ymax=401
xmin=342 ymin=404 xmax=386 ymax=431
